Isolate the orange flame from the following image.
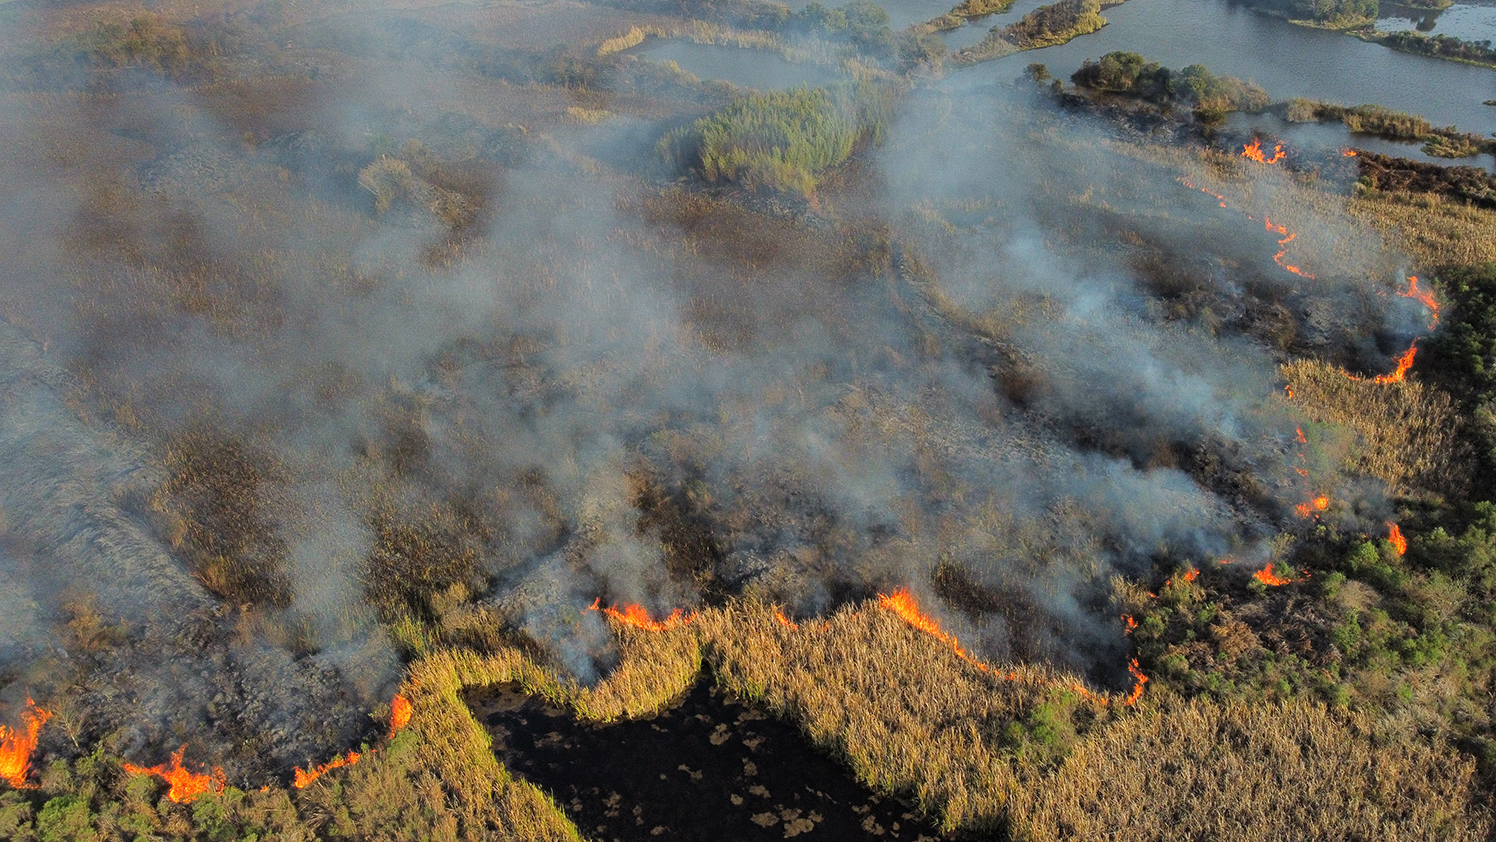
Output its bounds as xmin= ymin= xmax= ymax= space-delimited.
xmin=1398 ymin=276 xmax=1439 ymax=328
xmin=1264 ymin=216 xmax=1315 ymax=278
xmin=1252 ymin=563 xmax=1308 ymax=587
xmin=389 ymin=694 xmax=412 ymax=740
xmin=293 ymin=750 xmax=361 ymax=789
xmin=123 ymin=746 xmax=226 ymax=804
xmin=1242 ymin=138 xmax=1286 ymax=164
xmin=1121 ymin=614 xmax=1137 ymax=633
xmin=774 ymin=610 xmax=799 ymax=630
xmin=1388 ymin=522 xmax=1407 ymax=556
xmin=1342 ymin=148 xmax=1358 ymax=157
xmin=1371 ymin=342 xmax=1418 ymax=384
xmin=879 ymin=589 xmax=977 ymax=661
xmin=1293 ymin=495 xmax=1330 ymax=518
xmin=0 ymin=700 xmax=50 ymax=790
xmin=1122 ymin=659 xmax=1149 ymax=706
xmin=587 ymin=598 xmax=695 ymax=632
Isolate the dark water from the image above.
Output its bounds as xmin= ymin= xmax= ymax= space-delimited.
xmin=635 ymin=40 xmax=843 ymax=90
xmin=948 ymin=0 xmax=1496 ymax=136
xmin=466 ymin=682 xmax=946 ymax=842
xmin=885 ymin=0 xmax=974 ymax=28
xmin=1375 ymin=1 xmax=1496 ymax=42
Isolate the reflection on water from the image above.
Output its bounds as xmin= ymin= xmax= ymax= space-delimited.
xmin=884 ymin=0 xmax=971 ymax=28
xmin=634 ymin=40 xmax=842 ymax=90
xmin=938 ymin=0 xmax=1054 ymax=49
xmin=1376 ymin=2 xmax=1496 ymax=42
xmin=945 ymin=0 xmax=1496 ymax=136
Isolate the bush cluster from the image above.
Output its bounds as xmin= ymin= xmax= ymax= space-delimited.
xmin=1071 ymin=52 xmax=1269 ymax=116
xmin=658 ymin=82 xmax=894 ymax=199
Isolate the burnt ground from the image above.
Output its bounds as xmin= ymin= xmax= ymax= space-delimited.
xmin=464 ymin=681 xmax=949 ymax=842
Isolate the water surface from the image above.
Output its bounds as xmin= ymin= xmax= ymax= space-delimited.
xmin=947 ymin=0 xmax=1496 ymax=136
xmin=1375 ymin=1 xmax=1496 ymax=42
xmin=635 ymin=40 xmax=843 ymax=89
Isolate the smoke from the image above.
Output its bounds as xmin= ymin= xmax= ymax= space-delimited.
xmin=0 ymin=2 xmax=1418 ymax=779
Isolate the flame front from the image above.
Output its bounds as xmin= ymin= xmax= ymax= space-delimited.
xmin=293 ymin=750 xmax=361 ymax=789
xmin=879 ymin=589 xmax=1141 ymax=706
xmin=774 ymin=610 xmax=799 ymax=630
xmin=123 ymin=746 xmax=226 ymax=804
xmin=1342 ymin=148 xmax=1358 ymax=157
xmin=1123 ymin=659 xmax=1149 ymax=706
xmin=389 ymin=694 xmax=412 ymax=740
xmin=1399 ymin=276 xmax=1439 ymax=328
xmin=587 ymin=598 xmax=695 ymax=631
xmin=1388 ymin=522 xmax=1407 ymax=556
xmin=0 ymin=700 xmax=50 ymax=790
xmin=1264 ymin=216 xmax=1315 ymax=278
xmin=1294 ymin=495 xmax=1330 ymax=518
xmin=1371 ymin=342 xmax=1418 ymax=385
xmin=1253 ymin=563 xmax=1308 ymax=587
xmin=1242 ymin=138 xmax=1286 ymax=164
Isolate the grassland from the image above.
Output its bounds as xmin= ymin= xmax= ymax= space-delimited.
xmin=4 ymin=599 xmax=1488 ymax=840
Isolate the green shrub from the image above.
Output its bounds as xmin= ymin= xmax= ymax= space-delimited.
xmin=658 ymin=83 xmax=894 ymax=199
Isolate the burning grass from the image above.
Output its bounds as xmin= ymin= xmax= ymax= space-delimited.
xmin=373 ymin=596 xmax=1491 ymax=839
xmin=2 ymin=591 xmax=1489 ymax=839
xmin=1282 ymin=357 xmax=1470 ymax=494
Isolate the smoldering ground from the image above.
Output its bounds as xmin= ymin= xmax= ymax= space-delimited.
xmin=0 ymin=1 xmax=1425 ymax=782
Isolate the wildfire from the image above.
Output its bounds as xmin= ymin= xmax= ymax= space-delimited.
xmin=1294 ymin=495 xmax=1330 ymax=518
xmin=1342 ymin=148 xmax=1358 ymax=157
xmin=389 ymin=694 xmax=412 ymax=739
xmin=1242 ymin=138 xmax=1286 ymax=164
xmin=1122 ymin=614 xmax=1137 ymax=633
xmin=0 ymin=700 xmax=50 ymax=790
xmin=1123 ymin=659 xmax=1149 ymax=706
xmin=123 ymin=746 xmax=226 ymax=804
xmin=774 ymin=610 xmax=798 ymax=630
xmin=1371 ymin=342 xmax=1418 ymax=385
xmin=1388 ymin=522 xmax=1407 ymax=556
xmin=586 ymin=598 xmax=696 ymax=632
xmin=1252 ymin=563 xmax=1308 ymax=587
xmin=293 ymin=751 xmax=361 ymax=789
xmin=1264 ymin=216 xmax=1315 ymax=278
xmin=1398 ymin=276 xmax=1439 ymax=328
xmin=879 ymin=589 xmax=978 ymax=662
xmin=879 ymin=589 xmax=1148 ymax=706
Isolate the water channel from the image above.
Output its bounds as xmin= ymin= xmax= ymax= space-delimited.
xmin=949 ymin=0 xmax=1496 ymax=137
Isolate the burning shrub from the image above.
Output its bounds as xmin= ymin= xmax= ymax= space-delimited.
xmin=1282 ymin=358 xmax=1471 ymax=495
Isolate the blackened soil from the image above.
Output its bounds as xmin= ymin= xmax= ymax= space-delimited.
xmin=464 ymin=681 xmax=948 ymax=842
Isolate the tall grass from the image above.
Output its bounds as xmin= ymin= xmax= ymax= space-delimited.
xmin=1282 ymin=358 xmax=1470 ymax=495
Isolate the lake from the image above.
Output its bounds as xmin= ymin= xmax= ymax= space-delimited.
xmin=1375 ymin=1 xmax=1496 ymax=42
xmin=949 ymin=0 xmax=1496 ymax=137
xmin=633 ymin=39 xmax=843 ymax=90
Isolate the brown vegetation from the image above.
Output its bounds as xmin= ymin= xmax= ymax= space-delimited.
xmin=1282 ymin=358 xmax=1470 ymax=495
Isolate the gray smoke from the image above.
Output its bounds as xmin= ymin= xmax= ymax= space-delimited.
xmin=0 ymin=5 xmax=1418 ymax=779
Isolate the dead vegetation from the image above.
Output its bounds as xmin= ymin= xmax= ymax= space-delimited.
xmin=346 ymin=601 xmax=1493 ymax=840
xmin=1282 ymin=358 xmax=1470 ymax=495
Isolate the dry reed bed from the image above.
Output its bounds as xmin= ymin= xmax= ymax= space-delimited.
xmin=348 ymin=595 xmax=1490 ymax=841
xmin=1282 ymin=358 xmax=1469 ymax=494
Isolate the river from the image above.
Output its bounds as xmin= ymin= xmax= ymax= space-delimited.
xmin=945 ymin=0 xmax=1496 ymax=137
